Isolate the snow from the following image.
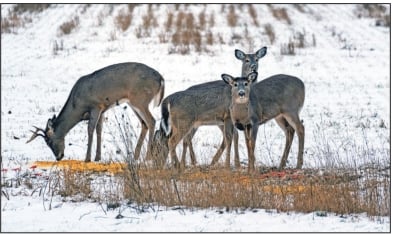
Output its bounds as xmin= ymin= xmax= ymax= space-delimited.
xmin=1 ymin=3 xmax=390 ymax=232
xmin=2 ymin=196 xmax=389 ymax=232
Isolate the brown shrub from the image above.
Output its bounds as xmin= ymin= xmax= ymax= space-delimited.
xmin=280 ymin=40 xmax=295 ymax=55
xmin=206 ymin=30 xmax=214 ymax=45
xmin=264 ymin=23 xmax=275 ymax=44
xmin=248 ymin=4 xmax=259 ymax=26
xmin=13 ymin=3 xmax=51 ymax=13
xmin=115 ymin=10 xmax=132 ymax=32
xmin=176 ymin=11 xmax=186 ymax=30
xmin=165 ymin=12 xmax=174 ymax=31
xmin=209 ymin=14 xmax=215 ymax=27
xmin=227 ymin=5 xmax=238 ymax=27
xmin=58 ymin=16 xmax=79 ymax=36
xmin=198 ymin=10 xmax=206 ymax=29
xmin=268 ymin=4 xmax=292 ymax=25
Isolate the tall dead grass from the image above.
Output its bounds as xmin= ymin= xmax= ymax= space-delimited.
xmin=115 ymin=9 xmax=132 ymax=32
xmin=20 ymin=112 xmax=389 ymax=217
xmin=58 ymin=16 xmax=79 ymax=36
xmin=268 ymin=4 xmax=292 ymax=25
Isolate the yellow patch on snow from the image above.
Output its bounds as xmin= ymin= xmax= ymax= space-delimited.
xmin=32 ymin=160 xmax=127 ymax=174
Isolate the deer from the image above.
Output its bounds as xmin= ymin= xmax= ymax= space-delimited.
xmin=27 ymin=62 xmax=165 ymax=162
xmin=221 ymin=71 xmax=305 ymax=172
xmin=147 ymin=47 xmax=267 ymax=169
xmin=147 ymin=83 xmax=234 ymax=169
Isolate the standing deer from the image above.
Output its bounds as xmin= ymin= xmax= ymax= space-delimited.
xmin=222 ymin=71 xmax=305 ymax=171
xmin=27 ymin=62 xmax=164 ymax=162
xmin=174 ymin=47 xmax=268 ymax=168
xmin=148 ymin=47 xmax=267 ymax=169
xmin=148 ymin=83 xmax=234 ymax=169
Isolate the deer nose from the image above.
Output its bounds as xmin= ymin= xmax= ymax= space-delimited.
xmin=238 ymin=90 xmax=245 ymax=97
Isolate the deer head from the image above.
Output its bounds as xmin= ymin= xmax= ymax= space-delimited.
xmin=235 ymin=47 xmax=267 ymax=76
xmin=26 ymin=114 xmax=65 ymax=161
xmin=146 ymin=129 xmax=168 ymax=168
xmin=222 ymin=72 xmax=258 ymax=104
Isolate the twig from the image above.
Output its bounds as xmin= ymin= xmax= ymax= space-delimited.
xmin=172 ymin=178 xmax=185 ymax=215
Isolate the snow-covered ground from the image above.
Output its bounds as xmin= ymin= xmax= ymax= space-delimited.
xmin=2 ymin=196 xmax=389 ymax=232
xmin=1 ymin=4 xmax=390 ymax=232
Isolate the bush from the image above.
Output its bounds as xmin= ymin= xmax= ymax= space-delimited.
xmin=58 ymin=16 xmax=79 ymax=36
xmin=115 ymin=10 xmax=132 ymax=32
xmin=268 ymin=4 xmax=292 ymax=25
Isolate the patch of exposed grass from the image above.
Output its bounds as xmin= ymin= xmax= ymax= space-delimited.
xmin=58 ymin=16 xmax=79 ymax=36
xmin=268 ymin=4 xmax=292 ymax=25
xmin=115 ymin=9 xmax=132 ymax=32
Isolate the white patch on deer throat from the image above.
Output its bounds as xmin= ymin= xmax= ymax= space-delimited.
xmin=235 ymin=97 xmax=248 ymax=104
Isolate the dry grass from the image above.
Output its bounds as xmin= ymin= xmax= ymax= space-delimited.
xmin=115 ymin=9 xmax=132 ymax=32
xmin=0 ymin=4 xmax=41 ymax=34
xmin=58 ymin=16 xmax=79 ymax=36
xmin=169 ymin=10 xmax=207 ymax=54
xmin=1 ymin=12 xmax=29 ymax=34
xmin=294 ymin=4 xmax=306 ymax=13
xmin=33 ymin=162 xmax=389 ymax=216
xmin=280 ymin=40 xmax=295 ymax=55
xmin=248 ymin=4 xmax=259 ymax=26
xmin=354 ymin=4 xmax=390 ymax=27
xmin=281 ymin=28 xmax=316 ymax=55
xmin=135 ymin=5 xmax=157 ymax=38
xmin=13 ymin=4 xmax=51 ymax=13
xmin=264 ymin=23 xmax=275 ymax=44
xmin=227 ymin=5 xmax=238 ymax=27
xmin=268 ymin=4 xmax=292 ymax=25
xmin=165 ymin=12 xmax=174 ymax=31
xmin=52 ymin=39 xmax=64 ymax=55
xmin=198 ymin=10 xmax=206 ymax=29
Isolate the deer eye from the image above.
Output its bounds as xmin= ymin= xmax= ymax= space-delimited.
xmin=245 ymin=59 xmax=250 ymax=63
xmin=245 ymin=82 xmax=248 ymax=86
xmin=234 ymin=83 xmax=238 ymax=87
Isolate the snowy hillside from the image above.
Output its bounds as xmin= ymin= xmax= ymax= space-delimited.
xmin=1 ymin=4 xmax=390 ymax=232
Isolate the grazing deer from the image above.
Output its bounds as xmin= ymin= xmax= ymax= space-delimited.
xmin=175 ymin=47 xmax=268 ymax=168
xmin=27 ymin=62 xmax=164 ymax=162
xmin=222 ymin=71 xmax=305 ymax=171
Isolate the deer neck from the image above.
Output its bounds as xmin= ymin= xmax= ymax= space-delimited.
xmin=230 ymin=101 xmax=251 ymax=127
xmin=53 ymin=101 xmax=87 ymax=139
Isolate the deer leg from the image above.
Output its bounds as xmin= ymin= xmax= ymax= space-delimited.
xmin=210 ymin=125 xmax=226 ymax=166
xmin=223 ymin=120 xmax=233 ymax=169
xmin=181 ymin=128 xmax=197 ymax=167
xmin=168 ymin=128 xmax=184 ymax=170
xmin=233 ymin=128 xmax=240 ymax=168
xmin=187 ymin=135 xmax=197 ymax=166
xmin=86 ymin=109 xmax=102 ymax=162
xmin=244 ymin=124 xmax=257 ymax=172
xmin=275 ymin=116 xmax=295 ymax=170
xmin=94 ymin=113 xmax=104 ymax=161
xmin=131 ymin=105 xmax=156 ymax=161
xmin=132 ymin=109 xmax=148 ymax=160
xmin=284 ymin=113 xmax=305 ymax=169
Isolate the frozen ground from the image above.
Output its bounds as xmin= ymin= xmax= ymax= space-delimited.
xmin=1 ymin=4 xmax=390 ymax=232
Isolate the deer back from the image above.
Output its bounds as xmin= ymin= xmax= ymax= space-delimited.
xmin=252 ymin=74 xmax=305 ymax=122
xmin=164 ymin=83 xmax=232 ymax=127
xmin=69 ymin=62 xmax=163 ymax=110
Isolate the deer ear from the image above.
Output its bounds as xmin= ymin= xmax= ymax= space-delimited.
xmin=256 ymin=47 xmax=267 ymax=59
xmin=221 ymin=74 xmax=234 ymax=85
xmin=234 ymin=49 xmax=246 ymax=60
xmin=46 ymin=118 xmax=55 ymax=137
xmin=247 ymin=72 xmax=258 ymax=83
